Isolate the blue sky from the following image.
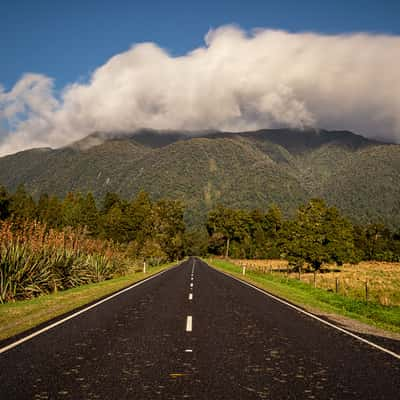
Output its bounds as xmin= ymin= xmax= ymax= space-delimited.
xmin=1 ymin=0 xmax=399 ymax=91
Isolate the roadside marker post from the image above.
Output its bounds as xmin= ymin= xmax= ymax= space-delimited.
xmin=143 ymin=261 xmax=147 ymax=274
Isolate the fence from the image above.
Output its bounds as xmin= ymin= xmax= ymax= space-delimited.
xmin=231 ymin=259 xmax=400 ymax=306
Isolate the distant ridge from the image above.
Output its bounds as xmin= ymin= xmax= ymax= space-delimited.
xmin=0 ymin=128 xmax=399 ymax=227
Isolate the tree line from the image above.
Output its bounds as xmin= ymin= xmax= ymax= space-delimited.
xmin=0 ymin=185 xmax=185 ymax=264
xmin=207 ymin=199 xmax=400 ymax=269
xmin=1 ymin=185 xmax=400 ymax=268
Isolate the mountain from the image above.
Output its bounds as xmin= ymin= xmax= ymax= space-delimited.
xmin=0 ymin=128 xmax=399 ymax=227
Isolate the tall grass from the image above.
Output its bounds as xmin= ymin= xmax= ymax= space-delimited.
xmin=0 ymin=220 xmax=128 ymax=303
xmin=231 ymin=258 xmax=400 ymax=306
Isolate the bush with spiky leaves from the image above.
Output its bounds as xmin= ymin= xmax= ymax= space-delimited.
xmin=0 ymin=220 xmax=126 ymax=303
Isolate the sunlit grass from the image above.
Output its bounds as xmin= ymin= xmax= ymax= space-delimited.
xmin=206 ymin=258 xmax=400 ymax=333
xmin=232 ymin=259 xmax=400 ymax=306
xmin=0 ymin=262 xmax=175 ymax=341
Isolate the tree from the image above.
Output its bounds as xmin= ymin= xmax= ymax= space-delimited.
xmin=154 ymin=199 xmax=186 ymax=260
xmin=206 ymin=205 xmax=251 ymax=257
xmin=282 ymin=199 xmax=356 ymax=270
xmin=102 ymin=203 xmax=127 ymax=242
xmin=81 ymin=192 xmax=99 ymax=235
xmin=354 ymin=223 xmax=392 ymax=260
xmin=126 ymin=191 xmax=153 ymax=243
xmin=62 ymin=192 xmax=84 ymax=228
xmin=101 ymin=192 xmax=121 ymax=214
xmin=183 ymin=227 xmax=209 ymax=257
xmin=46 ymin=196 xmax=63 ymax=228
xmin=9 ymin=184 xmax=37 ymax=221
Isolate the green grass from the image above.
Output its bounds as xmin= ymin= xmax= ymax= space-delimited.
xmin=0 ymin=262 xmax=176 ymax=341
xmin=205 ymin=258 xmax=400 ymax=334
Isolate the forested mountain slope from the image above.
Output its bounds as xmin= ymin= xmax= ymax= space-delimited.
xmin=0 ymin=128 xmax=399 ymax=226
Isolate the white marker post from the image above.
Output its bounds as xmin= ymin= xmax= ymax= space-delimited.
xmin=143 ymin=261 xmax=147 ymax=274
xmin=242 ymin=266 xmax=246 ymax=275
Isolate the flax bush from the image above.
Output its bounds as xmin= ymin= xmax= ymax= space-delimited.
xmin=0 ymin=221 xmax=128 ymax=303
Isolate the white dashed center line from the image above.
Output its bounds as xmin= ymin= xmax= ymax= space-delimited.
xmin=186 ymin=316 xmax=193 ymax=332
xmin=190 ymin=282 xmax=193 ymax=288
xmin=189 ymin=293 xmax=193 ymax=300
xmin=185 ymin=349 xmax=193 ymax=353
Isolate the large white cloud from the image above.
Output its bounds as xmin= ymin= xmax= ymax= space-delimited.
xmin=1 ymin=25 xmax=400 ymax=155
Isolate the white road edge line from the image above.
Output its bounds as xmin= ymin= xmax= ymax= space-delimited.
xmin=186 ymin=316 xmax=193 ymax=332
xmin=212 ymin=266 xmax=400 ymax=361
xmin=0 ymin=263 xmax=182 ymax=355
xmin=189 ymin=293 xmax=193 ymax=300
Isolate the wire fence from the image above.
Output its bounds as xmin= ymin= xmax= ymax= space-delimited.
xmin=232 ymin=259 xmax=400 ymax=306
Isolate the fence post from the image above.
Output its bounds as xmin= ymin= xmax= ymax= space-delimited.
xmin=313 ymin=271 xmax=316 ymax=288
xmin=365 ymin=279 xmax=369 ymax=302
xmin=298 ymin=266 xmax=301 ymax=280
xmin=335 ymin=277 xmax=339 ymax=293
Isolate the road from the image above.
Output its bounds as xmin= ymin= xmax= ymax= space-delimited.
xmin=0 ymin=257 xmax=399 ymax=399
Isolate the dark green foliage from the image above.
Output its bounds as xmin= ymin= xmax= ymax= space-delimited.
xmin=206 ymin=204 xmax=284 ymax=259
xmin=184 ymin=227 xmax=209 ymax=256
xmin=1 ymin=128 xmax=399 ymax=228
xmin=9 ymin=184 xmax=37 ymax=221
xmin=354 ymin=223 xmax=400 ymax=261
xmin=281 ymin=199 xmax=357 ymax=270
xmin=81 ymin=193 xmax=99 ymax=235
xmin=101 ymin=192 xmax=122 ymax=214
xmin=153 ymin=199 xmax=186 ymax=260
xmin=101 ymin=203 xmax=128 ymax=243
xmin=205 ymin=199 xmax=400 ymax=265
xmin=0 ymin=185 xmax=10 ymax=220
xmin=0 ymin=186 xmax=186 ymax=263
xmin=1 ymin=179 xmax=400 ymax=264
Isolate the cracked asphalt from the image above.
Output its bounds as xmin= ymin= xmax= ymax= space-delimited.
xmin=0 ymin=257 xmax=399 ymax=399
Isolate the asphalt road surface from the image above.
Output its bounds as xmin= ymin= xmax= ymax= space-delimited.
xmin=1 ymin=257 xmax=399 ymax=399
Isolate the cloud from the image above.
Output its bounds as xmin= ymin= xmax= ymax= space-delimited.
xmin=1 ymin=25 xmax=400 ymax=155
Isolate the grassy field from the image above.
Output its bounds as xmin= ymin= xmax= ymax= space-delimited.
xmin=0 ymin=262 xmax=177 ymax=342
xmin=206 ymin=258 xmax=400 ymax=334
xmin=232 ymin=259 xmax=400 ymax=306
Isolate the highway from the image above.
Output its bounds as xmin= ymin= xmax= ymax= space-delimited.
xmin=0 ymin=257 xmax=399 ymax=399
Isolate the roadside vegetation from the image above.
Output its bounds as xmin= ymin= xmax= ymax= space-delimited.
xmin=207 ymin=258 xmax=400 ymax=333
xmin=233 ymin=259 xmax=400 ymax=306
xmin=205 ymin=199 xmax=400 ymax=264
xmin=204 ymin=200 xmax=400 ymax=332
xmin=0 ymin=185 xmax=185 ymax=305
xmin=0 ymin=262 xmax=175 ymax=341
xmin=1 ymin=182 xmax=399 ymax=336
